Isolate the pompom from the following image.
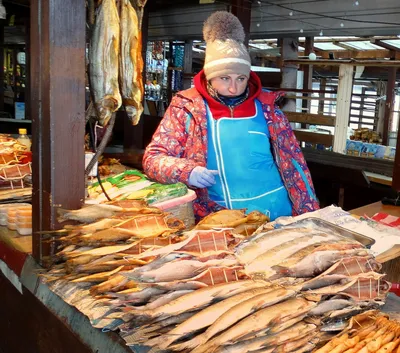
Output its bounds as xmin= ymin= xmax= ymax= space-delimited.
xmin=203 ymin=11 xmax=245 ymax=43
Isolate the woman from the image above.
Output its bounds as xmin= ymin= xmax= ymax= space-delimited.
xmin=143 ymin=11 xmax=319 ymax=221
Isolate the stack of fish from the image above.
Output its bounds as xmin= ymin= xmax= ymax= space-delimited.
xmin=236 ymin=222 xmax=390 ymax=331
xmin=109 ymin=221 xmax=389 ymax=352
xmin=43 ymin=208 xmax=390 ymax=353
xmin=44 ymin=208 xmax=266 ymax=297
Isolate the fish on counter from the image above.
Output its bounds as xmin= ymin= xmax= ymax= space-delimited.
xmin=120 ymin=280 xmax=267 ymax=323
xmin=89 ymin=0 xmax=122 ymax=126
xmin=190 ymin=297 xmax=315 ymax=353
xmin=194 ymin=209 xmax=268 ymax=233
xmin=173 ymin=287 xmax=297 ymax=352
xmin=144 ymin=286 xmax=278 ymax=350
xmin=57 ymin=202 xmax=162 ymax=224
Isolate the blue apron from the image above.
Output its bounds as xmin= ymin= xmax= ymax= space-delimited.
xmin=206 ymin=99 xmax=293 ymax=221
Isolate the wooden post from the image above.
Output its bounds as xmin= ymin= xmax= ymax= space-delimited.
xmin=376 ymin=81 xmax=387 ymax=136
xmin=281 ymin=37 xmax=299 ymax=112
xmin=24 ymin=17 xmax=30 ymax=120
xmin=318 ymin=78 xmax=326 ymax=114
xmin=183 ymin=40 xmax=193 ymax=90
xmin=333 ymin=64 xmax=354 ymax=154
xmin=302 ymin=37 xmax=314 ymax=116
xmin=31 ymin=0 xmax=86 ymax=263
xmin=230 ymin=0 xmax=251 ymax=46
xmin=0 ymin=20 xmax=4 ymax=112
xmin=383 ymin=67 xmax=397 ymax=145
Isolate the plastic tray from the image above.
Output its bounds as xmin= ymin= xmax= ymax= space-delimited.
xmin=281 ymin=217 xmax=376 ymax=248
xmin=152 ymin=190 xmax=197 ymax=228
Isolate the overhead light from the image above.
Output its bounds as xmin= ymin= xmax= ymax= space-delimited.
xmin=199 ymin=0 xmax=215 ymax=3
xmin=0 ymin=0 xmax=6 ymax=20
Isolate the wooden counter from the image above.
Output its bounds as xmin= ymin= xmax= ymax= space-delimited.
xmin=0 ymin=226 xmax=31 ymax=254
xmin=351 ymin=201 xmax=400 ymax=283
xmin=351 ymin=201 xmax=400 ymax=218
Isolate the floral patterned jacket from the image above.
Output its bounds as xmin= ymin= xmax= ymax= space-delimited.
xmin=143 ymin=76 xmax=319 ymax=220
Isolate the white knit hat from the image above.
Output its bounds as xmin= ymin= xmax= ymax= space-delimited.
xmin=203 ymin=11 xmax=251 ymax=81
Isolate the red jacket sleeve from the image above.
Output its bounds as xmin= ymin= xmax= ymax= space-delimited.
xmin=143 ymin=103 xmax=199 ymax=185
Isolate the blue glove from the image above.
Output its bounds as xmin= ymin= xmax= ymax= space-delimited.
xmin=188 ymin=167 xmax=219 ymax=188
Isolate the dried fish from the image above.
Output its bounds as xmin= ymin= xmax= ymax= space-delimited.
xmin=146 ymin=286 xmax=276 ymax=350
xmin=119 ymin=0 xmax=144 ymax=125
xmin=89 ymin=0 xmax=121 ymax=126
xmin=191 ymin=297 xmax=315 ymax=353
xmin=121 ymin=280 xmax=267 ymax=323
xmin=175 ymin=287 xmax=296 ymax=352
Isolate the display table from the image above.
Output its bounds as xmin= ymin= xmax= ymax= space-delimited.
xmin=351 ymin=201 xmax=400 ymax=218
xmin=351 ymin=201 xmax=400 ymax=283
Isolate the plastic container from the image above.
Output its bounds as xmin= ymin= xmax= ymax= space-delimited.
xmin=152 ymin=190 xmax=197 ymax=228
xmin=0 ymin=203 xmax=30 ymax=226
xmin=17 ymin=128 xmax=31 ymax=151
xmin=17 ymin=227 xmax=32 ymax=236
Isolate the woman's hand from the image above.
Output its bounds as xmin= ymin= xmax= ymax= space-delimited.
xmin=188 ymin=167 xmax=219 ymax=188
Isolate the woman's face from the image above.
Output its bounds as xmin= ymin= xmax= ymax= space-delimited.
xmin=209 ymin=74 xmax=249 ymax=97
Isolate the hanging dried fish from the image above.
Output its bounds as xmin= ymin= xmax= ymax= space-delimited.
xmin=119 ymin=0 xmax=146 ymax=125
xmin=89 ymin=0 xmax=122 ymax=126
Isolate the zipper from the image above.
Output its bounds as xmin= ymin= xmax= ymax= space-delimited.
xmin=229 ymin=106 xmax=234 ymax=118
xmin=292 ymin=158 xmax=317 ymax=201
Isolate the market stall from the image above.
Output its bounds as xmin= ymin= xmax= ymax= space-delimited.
xmin=2 ymin=1 xmax=400 ymax=353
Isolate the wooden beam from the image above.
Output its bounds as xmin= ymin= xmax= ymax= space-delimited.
xmin=371 ymin=39 xmax=400 ymax=52
xmin=230 ymin=0 xmax=251 ymax=46
xmin=383 ymin=67 xmax=397 ymax=145
xmin=302 ymin=37 xmax=314 ymax=117
xmin=0 ymin=20 xmax=4 ymax=112
xmin=285 ymin=111 xmax=335 ymax=126
xmin=284 ymin=59 xmax=400 ymax=67
xmin=293 ymin=130 xmax=333 ymax=146
xmin=299 ymin=36 xmax=400 ymax=44
xmin=334 ymin=64 xmax=353 ymax=154
xmin=318 ymin=49 xmax=391 ymax=60
xmin=318 ymin=78 xmax=327 ymax=114
xmin=183 ymin=40 xmax=193 ymax=89
xmin=280 ymin=37 xmax=299 ymax=112
xmin=31 ymin=0 xmax=86 ymax=263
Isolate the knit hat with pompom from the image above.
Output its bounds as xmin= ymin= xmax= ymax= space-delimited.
xmin=203 ymin=11 xmax=251 ymax=81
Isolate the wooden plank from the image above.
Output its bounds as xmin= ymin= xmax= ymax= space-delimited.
xmin=318 ymin=78 xmax=326 ymax=114
xmin=302 ymin=148 xmax=394 ymax=177
xmin=371 ymin=39 xmax=400 ymax=52
xmin=301 ymin=37 xmax=314 ymax=118
xmin=31 ymin=0 xmax=86 ymax=263
xmin=319 ymin=49 xmax=390 ymax=60
xmin=364 ymin=171 xmax=392 ymax=186
xmin=285 ymin=111 xmax=335 ymax=126
xmin=284 ymin=59 xmax=400 ymax=67
xmin=286 ymin=95 xmax=337 ymax=102
xmin=333 ymin=64 xmax=353 ymax=153
xmin=0 ymin=22 xmax=4 ymax=112
xmin=294 ymin=130 xmax=333 ymax=146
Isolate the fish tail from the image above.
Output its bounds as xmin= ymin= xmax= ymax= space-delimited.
xmin=171 ymin=335 xmax=205 ymax=352
xmin=57 ymin=208 xmax=71 ymax=223
xmin=270 ymin=265 xmax=291 ymax=276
